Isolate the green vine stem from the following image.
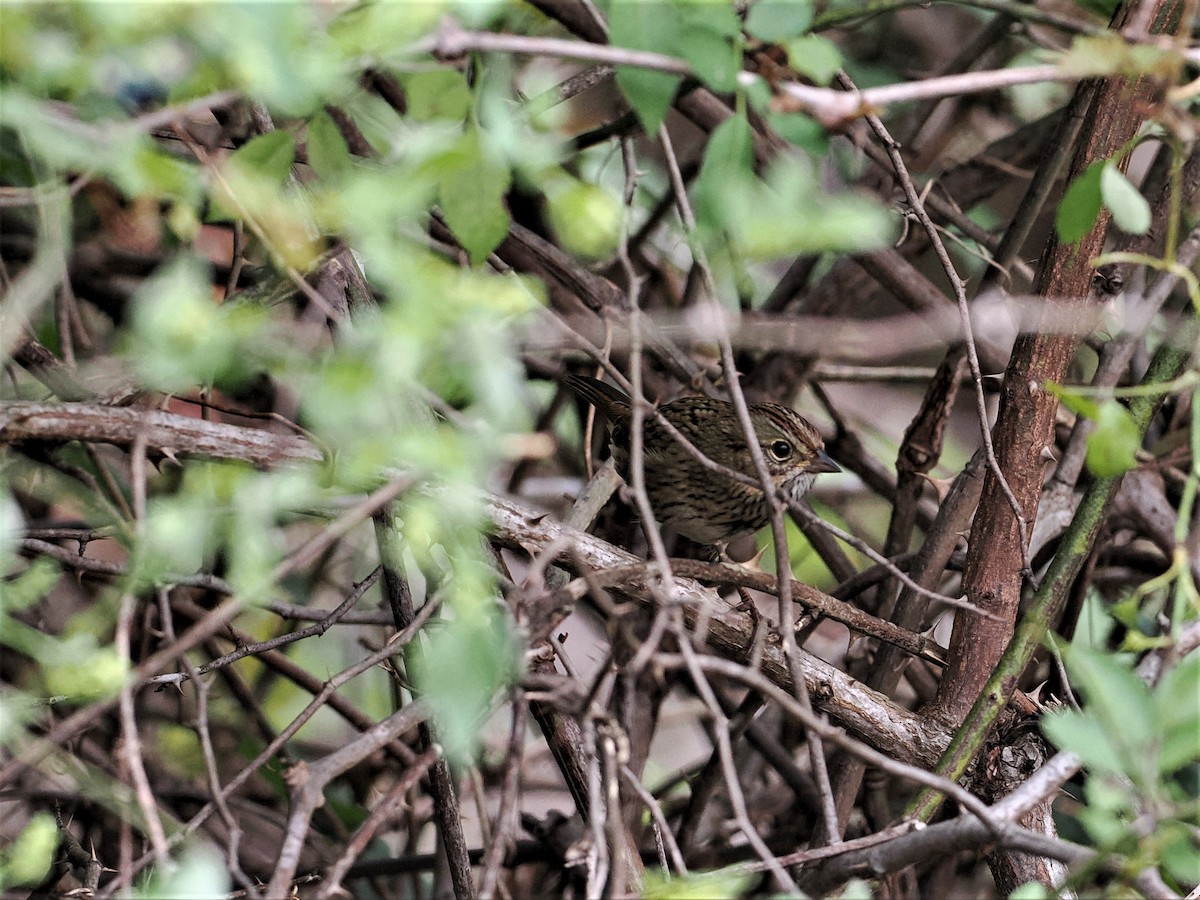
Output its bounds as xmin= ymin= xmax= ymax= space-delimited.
xmin=908 ymin=315 xmax=1197 ymax=822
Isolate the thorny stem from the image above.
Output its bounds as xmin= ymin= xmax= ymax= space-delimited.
xmin=840 ymin=71 xmax=1035 ymax=578
xmin=655 ymin=121 xmax=844 ymax=848
xmin=420 ymin=19 xmax=1200 ymax=126
xmin=677 ymin=624 xmax=800 ymax=891
xmin=618 ymin=136 xmax=676 ymax=598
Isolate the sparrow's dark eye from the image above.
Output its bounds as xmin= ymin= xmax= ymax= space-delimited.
xmin=769 ymin=440 xmax=793 ymax=460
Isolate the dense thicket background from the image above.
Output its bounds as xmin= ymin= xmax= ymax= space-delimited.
xmin=1 ymin=1 xmax=1198 ymax=897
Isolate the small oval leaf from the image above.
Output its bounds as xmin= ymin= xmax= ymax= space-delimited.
xmin=1100 ymin=162 xmax=1151 ymax=235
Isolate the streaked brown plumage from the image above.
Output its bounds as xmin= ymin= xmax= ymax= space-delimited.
xmin=568 ymin=375 xmax=840 ymax=544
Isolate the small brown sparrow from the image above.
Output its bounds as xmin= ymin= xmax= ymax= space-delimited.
xmin=569 ymin=375 xmax=839 ymax=544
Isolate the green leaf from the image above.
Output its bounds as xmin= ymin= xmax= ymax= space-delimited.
xmin=1159 ymin=820 xmax=1200 ymax=884
xmin=306 ymin=108 xmax=353 ymax=182
xmin=416 ymin=612 xmax=523 ymax=764
xmin=614 ymin=67 xmax=681 ymax=137
xmin=0 ymin=814 xmax=57 ymax=887
xmin=43 ymin=635 xmax=128 ymax=700
xmin=784 ymin=34 xmax=843 ymax=85
xmin=1155 ymin=653 xmax=1200 ymax=772
xmin=610 ymin=0 xmax=685 ymax=133
xmin=0 ymin=489 xmax=22 ymax=576
xmin=674 ymin=3 xmax=740 ymax=92
xmin=1085 ymin=399 xmax=1140 ymax=477
xmin=227 ymin=130 xmax=296 ymax=186
xmin=690 ymin=116 xmax=895 ymax=259
xmin=438 ymin=132 xmax=511 ymax=265
xmin=1045 ymin=383 xmax=1139 ymax=476
xmin=404 ymin=69 xmax=472 ymax=122
xmin=678 ymin=20 xmax=739 ymax=91
xmin=643 ymin=867 xmax=755 ymax=899
xmin=1059 ymin=34 xmax=1127 ymax=78
xmin=328 ymin=2 xmax=446 ymax=57
xmin=1055 ymin=160 xmax=1104 ymax=244
xmin=1077 ymin=791 xmax=1133 ymax=846
xmin=1044 ymin=645 xmax=1157 ymax=782
xmin=0 ymin=559 xmax=62 ymax=611
xmin=127 ymin=256 xmax=272 ymax=393
xmin=1060 ymin=32 xmax=1175 ymax=79
xmin=210 ymin=4 xmax=345 ymax=117
xmin=132 ymin=145 xmax=202 ymax=203
xmin=744 ymin=0 xmax=813 ymax=41
xmin=1100 ymin=162 xmax=1151 ymax=235
xmin=693 ymin=113 xmax=755 ymax=227
xmin=1042 ymin=708 xmax=1126 ymax=775
xmin=545 ymin=175 xmax=622 ymax=260
xmin=1045 ymin=381 xmax=1101 ymax=421
xmin=727 ymin=156 xmax=895 ymax=258
xmin=767 ymin=110 xmax=829 ymax=155
xmin=131 ymin=844 xmax=229 ymax=898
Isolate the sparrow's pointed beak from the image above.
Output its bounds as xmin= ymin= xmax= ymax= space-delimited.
xmin=811 ymin=449 xmax=841 ymax=475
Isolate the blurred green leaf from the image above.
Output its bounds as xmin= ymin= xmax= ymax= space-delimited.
xmin=155 ymin=724 xmax=208 ymax=780
xmin=43 ymin=634 xmax=128 ymax=701
xmin=131 ymin=844 xmax=229 ymax=899
xmin=1158 ymin=820 xmax=1200 ymax=883
xmin=610 ymin=0 xmax=741 ymax=120
xmin=1008 ymin=50 xmax=1071 ymax=121
xmin=729 ymin=156 xmax=895 ymax=258
xmin=1055 ymin=160 xmax=1104 ymax=244
xmin=126 ymin=256 xmax=274 ymax=393
xmin=405 ymin=69 xmax=473 ymax=123
xmin=610 ymin=0 xmax=686 ymax=134
xmin=305 ymin=108 xmax=353 ymax=182
xmin=328 ymin=1 xmax=447 ymax=56
xmin=225 ymin=130 xmax=296 ymax=187
xmin=784 ymin=34 xmax=843 ymax=85
xmin=0 ymin=488 xmax=23 ymax=576
xmin=1043 ymin=645 xmax=1156 ymax=783
xmin=132 ymin=145 xmax=202 ymax=203
xmin=1045 ymin=381 xmax=1101 ymax=422
xmin=544 ymin=173 xmax=622 ymax=260
xmin=0 ymin=89 xmax=148 ymax=193
xmin=1059 ymin=34 xmax=1129 ymax=77
xmin=138 ymin=493 xmax=219 ymax=585
xmin=1044 ymin=385 xmax=1139 ymax=477
xmin=1100 ymin=162 xmax=1151 ymax=235
xmin=1060 ymin=33 xmax=1177 ymax=80
xmin=1042 ymin=708 xmax=1126 ymax=775
xmin=416 ymin=611 xmax=523 ymax=765
xmin=1155 ymin=653 xmax=1200 ymax=773
xmin=438 ymin=131 xmax=511 ymax=265
xmin=694 ymin=114 xmax=893 ymax=259
xmin=745 ymin=0 xmax=813 ymax=41
xmin=643 ymin=867 xmax=754 ymax=899
xmin=1009 ymin=883 xmax=1058 ymax=900
xmin=1077 ymin=778 xmax=1135 ymax=846
xmin=1086 ymin=399 xmax=1140 ymax=477
xmin=693 ymin=113 xmax=755 ymax=227
xmin=613 ymin=65 xmax=681 ymax=137
xmin=0 ymin=813 xmax=57 ymax=888
xmin=0 ymin=558 xmax=61 ymax=611
xmin=767 ymin=109 xmax=829 ymax=155
xmin=675 ymin=4 xmax=740 ymax=92
xmin=207 ymin=4 xmax=344 ymax=116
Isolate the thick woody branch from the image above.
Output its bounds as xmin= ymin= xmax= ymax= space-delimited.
xmin=937 ymin=0 xmax=1182 ymax=724
xmin=489 ymin=494 xmax=952 ymax=766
